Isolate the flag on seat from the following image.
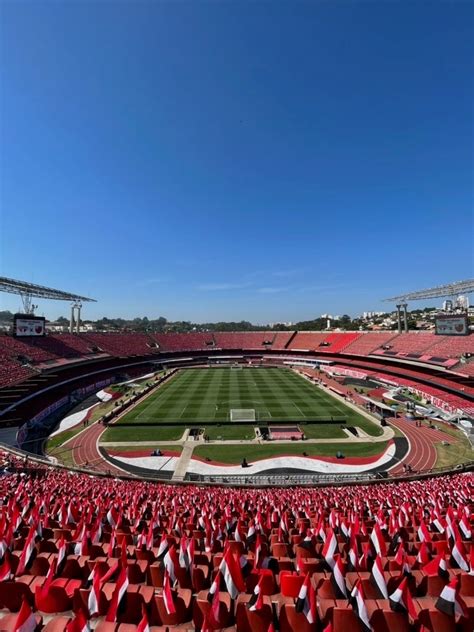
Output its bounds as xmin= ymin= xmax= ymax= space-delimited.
xmin=451 ymin=537 xmax=469 ymax=572
xmin=15 ymin=526 xmax=36 ymax=576
xmin=416 ymin=540 xmax=430 ymax=565
xmin=389 ymin=576 xmax=417 ymax=620
xmin=136 ymin=605 xmax=150 ymax=632
xmin=370 ymin=523 xmax=387 ymax=557
xmin=13 ymin=598 xmax=36 ymax=632
xmin=162 ymin=568 xmax=177 ymax=615
xmin=422 ymin=554 xmax=449 ymax=581
xmin=87 ymin=563 xmax=102 ymax=616
xmin=66 ymin=609 xmax=90 ymax=632
xmin=370 ymin=555 xmax=388 ymax=599
xmin=0 ymin=550 xmax=12 ymax=582
xmin=207 ymin=571 xmax=221 ymax=625
xmin=322 ymin=528 xmax=337 ymax=570
xmin=35 ymin=558 xmax=58 ymax=610
xmin=105 ymin=565 xmax=129 ymax=621
xmin=350 ymin=579 xmax=372 ymax=631
xmin=219 ymin=548 xmax=245 ymax=599
xmin=248 ymin=574 xmax=264 ymax=611
xmin=435 ymin=577 xmax=468 ymax=621
xmin=162 ymin=545 xmax=179 ymax=583
xmin=295 ymin=573 xmax=315 ymax=624
xmin=330 ymin=555 xmax=348 ymax=598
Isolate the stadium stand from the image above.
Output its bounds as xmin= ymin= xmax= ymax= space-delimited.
xmin=425 ymin=335 xmax=474 ymax=361
xmin=315 ymin=332 xmax=361 ymax=353
xmin=271 ymin=332 xmax=295 ymax=349
xmin=372 ymin=332 xmax=439 ymax=358
xmin=0 ymin=353 xmax=35 ymax=388
xmin=456 ymin=362 xmax=474 ymax=377
xmin=213 ymin=332 xmax=275 ymax=349
xmin=287 ymin=332 xmax=328 ymax=350
xmin=343 ymin=332 xmax=400 ymax=356
xmin=81 ymin=333 xmax=156 ymax=357
xmin=152 ymin=332 xmax=214 ymax=352
xmin=0 ymin=335 xmax=59 ymax=363
xmin=0 ymin=457 xmax=472 ymax=631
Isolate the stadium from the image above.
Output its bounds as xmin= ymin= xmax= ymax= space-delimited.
xmin=1 ymin=3 xmax=473 ymax=631
xmin=0 ymin=276 xmax=473 ymax=632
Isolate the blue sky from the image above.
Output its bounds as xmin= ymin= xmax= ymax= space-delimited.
xmin=0 ymin=2 xmax=472 ymax=323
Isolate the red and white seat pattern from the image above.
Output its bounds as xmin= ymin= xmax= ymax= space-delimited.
xmin=0 ymin=453 xmax=472 ymax=632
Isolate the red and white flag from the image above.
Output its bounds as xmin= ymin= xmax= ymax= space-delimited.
xmin=370 ymin=555 xmax=388 ymax=599
xmin=16 ymin=527 xmax=36 ymax=576
xmin=295 ymin=573 xmax=315 ymax=624
xmin=13 ymin=598 xmax=36 ymax=632
xmin=162 ymin=568 xmax=176 ymax=615
xmin=416 ymin=541 xmax=430 ymax=565
xmin=330 ymin=555 xmax=347 ymax=598
xmin=87 ymin=564 xmax=102 ymax=616
xmin=106 ymin=507 xmax=120 ymax=529
xmin=207 ymin=571 xmax=221 ymax=625
xmin=370 ymin=523 xmax=387 ymax=557
xmin=350 ymin=579 xmax=372 ymax=631
xmin=66 ymin=609 xmax=90 ymax=632
xmin=105 ymin=566 xmax=129 ymax=622
xmin=218 ymin=548 xmax=245 ymax=599
xmin=417 ymin=522 xmax=431 ymax=543
xmin=458 ymin=514 xmax=471 ymax=540
xmin=422 ymin=554 xmax=449 ymax=581
xmin=451 ymin=538 xmax=469 ymax=572
xmin=56 ymin=536 xmax=67 ymax=571
xmin=35 ymin=558 xmax=58 ymax=610
xmin=389 ymin=576 xmax=417 ymax=621
xmin=136 ymin=606 xmax=150 ymax=632
xmin=163 ymin=545 xmax=179 ymax=583
xmin=322 ymin=528 xmax=337 ymax=570
xmin=435 ymin=577 xmax=468 ymax=621
xmin=156 ymin=534 xmax=169 ymax=561
xmin=247 ymin=574 xmax=264 ymax=611
xmin=0 ymin=550 xmax=12 ymax=581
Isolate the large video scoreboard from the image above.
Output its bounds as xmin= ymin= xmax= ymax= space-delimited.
xmin=13 ymin=314 xmax=46 ymax=337
xmin=435 ymin=314 xmax=469 ymax=336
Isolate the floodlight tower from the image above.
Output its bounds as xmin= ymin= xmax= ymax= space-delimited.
xmin=76 ymin=302 xmax=82 ymax=334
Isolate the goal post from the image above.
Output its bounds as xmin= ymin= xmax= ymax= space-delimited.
xmin=230 ymin=408 xmax=256 ymax=422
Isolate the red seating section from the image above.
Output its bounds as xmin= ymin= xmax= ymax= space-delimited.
xmin=0 ymin=352 xmax=34 ymax=388
xmin=151 ymin=333 xmax=214 ymax=352
xmin=82 ymin=334 xmax=156 ymax=357
xmin=0 ymin=330 xmax=473 ymax=390
xmin=372 ymin=333 xmax=439 ymax=357
xmin=0 ymin=456 xmax=472 ymax=631
xmin=343 ymin=332 xmax=400 ymax=355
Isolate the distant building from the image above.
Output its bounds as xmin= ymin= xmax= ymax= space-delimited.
xmin=456 ymin=295 xmax=469 ymax=310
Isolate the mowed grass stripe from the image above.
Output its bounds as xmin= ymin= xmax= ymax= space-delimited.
xmin=114 ymin=368 xmax=382 ymax=435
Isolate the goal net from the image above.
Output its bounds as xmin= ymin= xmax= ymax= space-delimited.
xmin=230 ymin=408 xmax=256 ymax=422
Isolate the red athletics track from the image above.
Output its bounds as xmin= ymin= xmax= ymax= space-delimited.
xmin=389 ymin=417 xmax=438 ymax=474
xmin=66 ymin=422 xmax=125 ymax=476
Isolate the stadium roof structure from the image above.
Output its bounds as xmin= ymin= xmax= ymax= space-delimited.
xmin=0 ymin=276 xmax=96 ymax=314
xmin=383 ymin=279 xmax=474 ymax=303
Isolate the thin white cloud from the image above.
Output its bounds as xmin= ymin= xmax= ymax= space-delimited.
xmin=197 ymin=282 xmax=252 ymax=291
xmin=257 ymin=286 xmax=289 ymax=294
xmin=136 ymin=277 xmax=166 ymax=287
xmin=272 ymin=267 xmax=310 ymax=278
xmin=296 ymin=283 xmax=348 ymax=293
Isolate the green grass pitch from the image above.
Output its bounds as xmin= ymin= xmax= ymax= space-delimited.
xmin=103 ymin=367 xmax=382 ymax=441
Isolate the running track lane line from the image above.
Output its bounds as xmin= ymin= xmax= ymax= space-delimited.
xmin=389 ymin=417 xmax=437 ymax=474
xmin=69 ymin=423 xmax=125 ymax=476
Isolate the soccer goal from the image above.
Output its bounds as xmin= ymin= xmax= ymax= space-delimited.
xmin=230 ymin=408 xmax=256 ymax=422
